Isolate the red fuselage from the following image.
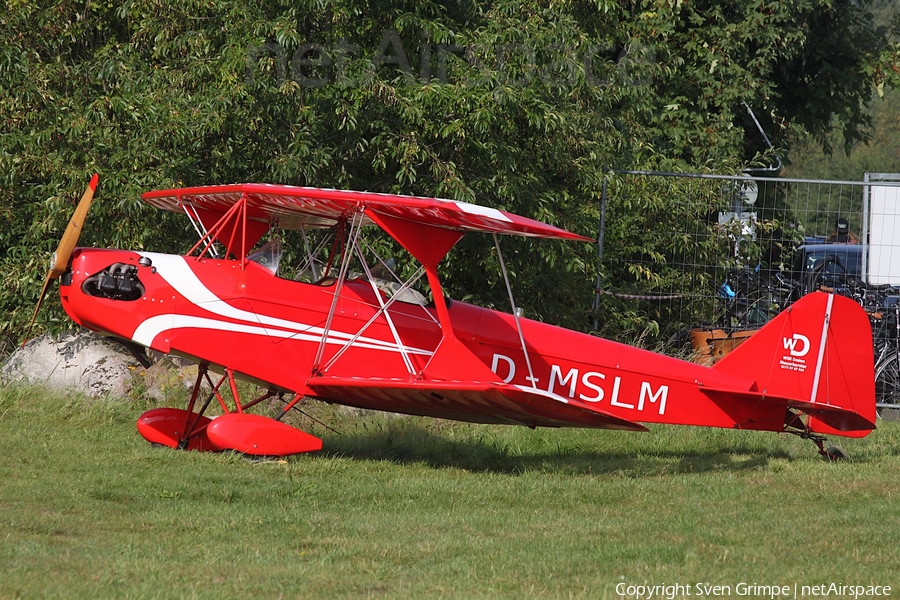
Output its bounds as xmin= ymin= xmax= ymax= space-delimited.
xmin=61 ymin=247 xmax=793 ymax=432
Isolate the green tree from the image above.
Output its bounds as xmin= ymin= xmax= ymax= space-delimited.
xmin=1 ymin=0 xmax=897 ymax=355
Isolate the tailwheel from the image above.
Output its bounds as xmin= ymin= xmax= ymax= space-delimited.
xmin=136 ymin=363 xmax=322 ymax=457
xmin=824 ymin=445 xmax=849 ymax=461
xmin=783 ymin=409 xmax=849 ymax=461
xmin=809 ymin=435 xmax=849 ymax=461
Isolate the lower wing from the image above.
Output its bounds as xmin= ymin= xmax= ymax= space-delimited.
xmin=306 ymin=376 xmax=647 ymax=431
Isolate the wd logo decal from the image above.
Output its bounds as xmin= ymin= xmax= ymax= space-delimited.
xmin=782 ymin=334 xmax=810 ymax=357
xmin=779 ymin=333 xmax=811 ymax=372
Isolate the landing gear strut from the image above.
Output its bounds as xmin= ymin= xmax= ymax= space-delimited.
xmin=136 ymin=363 xmax=322 ymax=456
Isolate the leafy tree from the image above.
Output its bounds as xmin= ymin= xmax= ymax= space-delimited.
xmin=1 ymin=0 xmax=897 ymax=357
xmin=786 ymin=86 xmax=900 ymax=181
xmin=775 ymin=4 xmax=900 ymax=245
xmin=628 ymin=0 xmax=900 ymax=162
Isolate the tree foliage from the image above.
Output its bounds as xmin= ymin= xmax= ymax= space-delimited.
xmin=786 ymin=86 xmax=900 ymax=181
xmin=1 ymin=0 xmax=897 ymax=355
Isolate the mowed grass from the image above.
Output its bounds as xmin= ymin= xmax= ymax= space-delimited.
xmin=1 ymin=385 xmax=900 ymax=599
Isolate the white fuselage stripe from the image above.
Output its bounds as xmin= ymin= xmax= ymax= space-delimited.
xmin=132 ymin=314 xmax=432 ymax=354
xmin=810 ymin=292 xmax=834 ymax=403
xmin=131 ymin=253 xmax=433 ymax=356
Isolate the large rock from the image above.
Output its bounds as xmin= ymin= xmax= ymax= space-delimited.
xmin=2 ymin=329 xmax=147 ymax=398
xmin=141 ymin=360 xmax=204 ymax=402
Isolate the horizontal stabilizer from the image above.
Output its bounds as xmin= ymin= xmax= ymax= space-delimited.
xmin=805 ymin=415 xmax=870 ymax=438
xmin=701 ymin=389 xmax=875 ymax=433
xmin=307 ymin=377 xmax=647 ymax=431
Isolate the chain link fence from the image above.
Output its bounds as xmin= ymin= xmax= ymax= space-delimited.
xmin=592 ymin=172 xmax=900 ymax=407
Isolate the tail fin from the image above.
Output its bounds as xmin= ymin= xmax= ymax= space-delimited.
xmin=712 ymin=292 xmax=876 ymax=436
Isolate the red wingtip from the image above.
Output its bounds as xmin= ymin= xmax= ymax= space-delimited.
xmin=89 ymin=173 xmax=99 ymax=191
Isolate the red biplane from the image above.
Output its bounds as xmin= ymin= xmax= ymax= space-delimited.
xmin=31 ymin=176 xmax=876 ymax=458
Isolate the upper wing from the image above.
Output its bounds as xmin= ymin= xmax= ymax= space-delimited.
xmin=142 ymin=183 xmax=591 ymax=241
xmin=306 ymin=376 xmax=647 ymax=431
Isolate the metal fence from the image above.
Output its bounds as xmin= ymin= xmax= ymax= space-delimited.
xmin=592 ymin=170 xmax=900 ymax=407
xmin=593 ymin=171 xmax=900 ymax=365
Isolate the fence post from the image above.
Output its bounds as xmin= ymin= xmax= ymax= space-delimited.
xmin=592 ymin=176 xmax=608 ymax=330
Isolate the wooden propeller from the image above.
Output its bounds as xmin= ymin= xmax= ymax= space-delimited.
xmin=22 ymin=174 xmax=99 ymax=346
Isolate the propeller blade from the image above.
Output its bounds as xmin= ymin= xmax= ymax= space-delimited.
xmin=21 ymin=173 xmax=99 ymax=347
xmin=51 ymin=173 xmax=99 ymax=279
xmin=22 ymin=270 xmax=54 ymax=347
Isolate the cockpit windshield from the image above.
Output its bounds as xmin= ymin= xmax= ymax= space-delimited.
xmin=249 ymin=225 xmax=431 ymax=306
xmin=247 ymin=237 xmax=282 ymax=274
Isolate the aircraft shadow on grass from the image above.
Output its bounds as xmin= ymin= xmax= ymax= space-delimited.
xmin=315 ymin=425 xmax=792 ymax=476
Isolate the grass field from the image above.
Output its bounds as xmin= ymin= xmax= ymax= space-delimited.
xmin=1 ymin=384 xmax=899 ymax=599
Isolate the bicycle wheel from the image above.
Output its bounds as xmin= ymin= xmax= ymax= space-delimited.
xmin=875 ymin=351 xmax=900 ymax=410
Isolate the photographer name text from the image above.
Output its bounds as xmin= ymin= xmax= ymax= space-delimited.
xmin=616 ymin=582 xmax=892 ymax=600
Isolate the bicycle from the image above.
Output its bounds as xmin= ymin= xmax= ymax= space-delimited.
xmin=829 ymin=278 xmax=900 ymax=411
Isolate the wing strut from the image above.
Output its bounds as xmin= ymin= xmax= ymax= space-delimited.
xmin=317 ymin=251 xmax=430 ymax=376
xmin=493 ymin=233 xmax=537 ymax=388
xmin=362 ymin=238 xmax=438 ymax=326
xmin=354 ymin=243 xmax=416 ymax=375
xmin=312 ymin=209 xmax=365 ymax=374
xmin=181 ymin=200 xmax=219 ymax=257
xmin=299 ymin=223 xmax=319 ymax=281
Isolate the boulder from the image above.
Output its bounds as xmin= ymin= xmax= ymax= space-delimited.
xmin=141 ymin=360 xmax=205 ymax=402
xmin=1 ymin=329 xmax=147 ymax=398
